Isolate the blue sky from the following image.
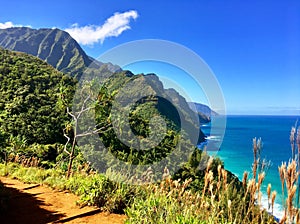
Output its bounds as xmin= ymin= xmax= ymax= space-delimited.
xmin=0 ymin=0 xmax=299 ymax=115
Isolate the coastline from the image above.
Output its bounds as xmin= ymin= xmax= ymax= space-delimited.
xmin=198 ymin=115 xmax=299 ymax=221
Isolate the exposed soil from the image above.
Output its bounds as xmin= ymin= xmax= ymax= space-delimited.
xmin=0 ymin=177 xmax=126 ymax=224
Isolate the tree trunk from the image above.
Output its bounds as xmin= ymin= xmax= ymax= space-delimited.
xmin=66 ymin=138 xmax=76 ymax=178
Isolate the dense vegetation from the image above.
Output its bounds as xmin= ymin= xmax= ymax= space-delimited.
xmin=0 ymin=48 xmax=75 ymax=144
xmin=0 ymin=48 xmax=77 ymax=167
xmin=74 ymin=71 xmax=207 ymax=180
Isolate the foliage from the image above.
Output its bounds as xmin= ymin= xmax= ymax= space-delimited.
xmin=0 ymin=48 xmax=76 ymax=145
xmin=74 ymin=71 xmax=206 ymax=180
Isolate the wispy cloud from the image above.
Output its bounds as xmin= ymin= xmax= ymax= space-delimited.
xmin=65 ymin=10 xmax=138 ymax=45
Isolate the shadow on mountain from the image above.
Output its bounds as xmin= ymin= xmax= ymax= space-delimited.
xmin=0 ymin=185 xmax=65 ymax=224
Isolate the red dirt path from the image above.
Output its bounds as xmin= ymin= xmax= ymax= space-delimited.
xmin=0 ymin=177 xmax=126 ymax=224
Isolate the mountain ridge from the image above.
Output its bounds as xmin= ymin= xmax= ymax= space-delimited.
xmin=188 ymin=102 xmax=218 ymax=117
xmin=0 ymin=27 xmax=102 ymax=78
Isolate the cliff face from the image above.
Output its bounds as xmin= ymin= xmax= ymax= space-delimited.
xmin=0 ymin=27 xmax=101 ymax=78
xmin=188 ymin=102 xmax=219 ymax=124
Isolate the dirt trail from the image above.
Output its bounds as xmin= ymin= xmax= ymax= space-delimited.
xmin=0 ymin=177 xmax=126 ymax=224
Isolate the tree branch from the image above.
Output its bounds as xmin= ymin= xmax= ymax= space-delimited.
xmin=63 ymin=129 xmax=71 ymax=155
xmin=76 ymin=124 xmax=110 ymax=137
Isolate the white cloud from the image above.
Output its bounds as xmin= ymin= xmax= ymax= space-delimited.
xmin=0 ymin=21 xmax=15 ymax=29
xmin=65 ymin=10 xmax=138 ymax=45
xmin=0 ymin=21 xmax=31 ymax=29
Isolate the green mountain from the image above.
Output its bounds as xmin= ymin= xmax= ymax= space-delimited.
xmin=0 ymin=27 xmax=103 ymax=78
xmin=0 ymin=27 xmax=207 ymax=168
xmin=0 ymin=46 xmax=205 ymax=172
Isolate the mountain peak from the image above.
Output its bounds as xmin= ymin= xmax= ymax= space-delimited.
xmin=0 ymin=27 xmax=97 ymax=78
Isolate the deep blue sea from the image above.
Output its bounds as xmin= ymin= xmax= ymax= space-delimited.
xmin=200 ymin=115 xmax=300 ymax=218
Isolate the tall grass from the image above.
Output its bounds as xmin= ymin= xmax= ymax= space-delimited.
xmin=276 ymin=125 xmax=300 ymax=224
xmin=125 ymin=164 xmax=277 ymax=224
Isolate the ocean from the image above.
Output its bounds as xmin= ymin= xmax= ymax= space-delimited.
xmin=200 ymin=115 xmax=300 ymax=219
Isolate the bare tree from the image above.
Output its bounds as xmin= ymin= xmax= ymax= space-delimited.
xmin=64 ymin=95 xmax=109 ymax=178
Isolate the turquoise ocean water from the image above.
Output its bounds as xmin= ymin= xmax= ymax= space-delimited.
xmin=200 ymin=115 xmax=300 ymax=218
